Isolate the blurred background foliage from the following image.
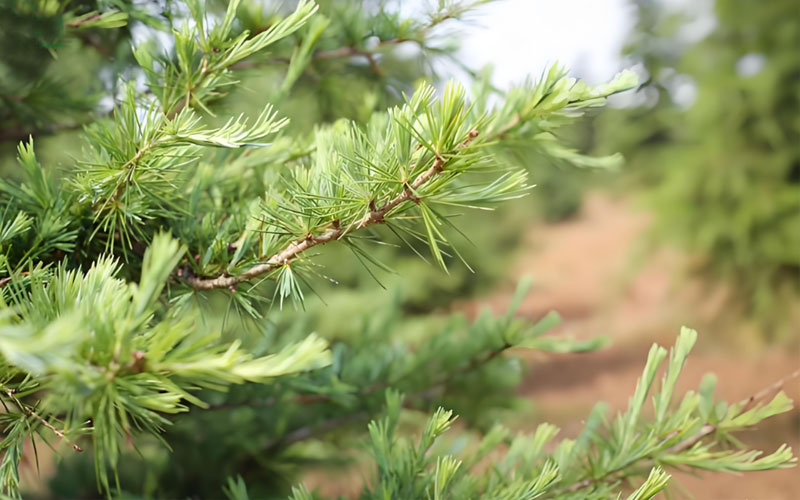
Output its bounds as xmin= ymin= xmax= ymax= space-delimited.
xmin=0 ymin=0 xmax=796 ymax=497
xmin=594 ymin=0 xmax=799 ymax=336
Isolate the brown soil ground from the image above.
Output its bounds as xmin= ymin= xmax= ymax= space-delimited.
xmin=457 ymin=192 xmax=800 ymax=499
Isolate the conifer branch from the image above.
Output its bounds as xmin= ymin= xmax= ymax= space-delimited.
xmin=284 ymin=330 xmax=793 ymax=500
xmin=554 ymin=369 xmax=800 ymax=496
xmin=261 ymin=412 xmax=368 ymax=453
xmin=183 ymin=130 xmax=480 ymax=290
xmin=739 ymin=367 xmax=800 ymax=413
xmin=662 ymin=367 xmax=800 ymax=456
xmin=211 ymin=330 xmax=513 ymax=413
xmin=309 ymin=34 xmax=428 ymax=62
xmin=2 ymin=2 xmax=791 ymax=497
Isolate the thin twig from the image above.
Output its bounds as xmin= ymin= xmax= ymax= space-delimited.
xmin=740 ymin=368 xmax=799 ymax=414
xmin=261 ymin=412 xmax=368 ymax=453
xmin=0 ymin=123 xmax=84 ymax=144
xmin=663 ymin=424 xmax=716 ymax=455
xmin=0 ymin=271 xmax=29 ymax=289
xmin=208 ymin=340 xmax=512 ymax=412
xmin=3 ymin=390 xmax=82 ymax=452
xmin=232 ymin=11 xmax=453 ymax=73
xmin=66 ymin=13 xmax=102 ymax=28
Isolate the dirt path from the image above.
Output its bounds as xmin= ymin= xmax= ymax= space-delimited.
xmin=460 ymin=192 xmax=800 ymax=499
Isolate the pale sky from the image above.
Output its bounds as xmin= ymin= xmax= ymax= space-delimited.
xmin=453 ymin=0 xmax=635 ymax=87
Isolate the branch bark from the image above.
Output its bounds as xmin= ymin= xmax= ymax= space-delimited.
xmin=662 ymin=367 xmax=800 ymax=455
xmin=232 ymin=13 xmax=451 ymax=72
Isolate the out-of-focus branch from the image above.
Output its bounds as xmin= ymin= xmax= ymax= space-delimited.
xmin=232 ymin=11 xmax=457 ymax=72
xmin=257 ymin=340 xmax=514 ymax=452
xmin=0 ymin=122 xmax=83 ymax=144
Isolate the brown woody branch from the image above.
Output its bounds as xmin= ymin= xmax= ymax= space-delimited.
xmin=311 ymin=36 xmax=412 ymax=61
xmin=183 ymin=130 xmax=479 ymax=291
xmin=66 ymin=13 xmax=102 ymax=29
xmin=740 ymin=368 xmax=799 ymax=413
xmin=0 ymin=271 xmax=29 ymax=289
xmin=230 ymin=42 xmax=400 ymax=71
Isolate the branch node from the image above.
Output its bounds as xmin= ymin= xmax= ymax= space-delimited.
xmin=130 ymin=351 xmax=146 ymax=373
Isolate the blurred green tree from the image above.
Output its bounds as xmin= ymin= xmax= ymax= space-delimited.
xmin=596 ymin=0 xmax=800 ymax=333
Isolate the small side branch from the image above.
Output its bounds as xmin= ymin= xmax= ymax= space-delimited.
xmin=740 ymin=368 xmax=799 ymax=414
xmin=234 ymin=11 xmax=455 ymax=74
xmin=663 ymin=424 xmax=716 ymax=455
xmin=3 ymin=389 xmax=83 ymax=452
xmin=0 ymin=123 xmax=83 ymax=144
xmin=555 ymin=370 xmax=800 ymax=496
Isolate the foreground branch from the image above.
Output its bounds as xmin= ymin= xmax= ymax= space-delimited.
xmin=183 ymin=130 xmax=479 ymax=290
xmin=663 ymin=367 xmax=800 ymax=455
xmin=558 ymin=369 xmax=800 ymax=496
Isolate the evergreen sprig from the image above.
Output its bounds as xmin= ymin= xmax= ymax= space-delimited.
xmin=0 ymin=233 xmax=331 ymax=493
xmin=181 ymin=68 xmax=637 ymax=293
